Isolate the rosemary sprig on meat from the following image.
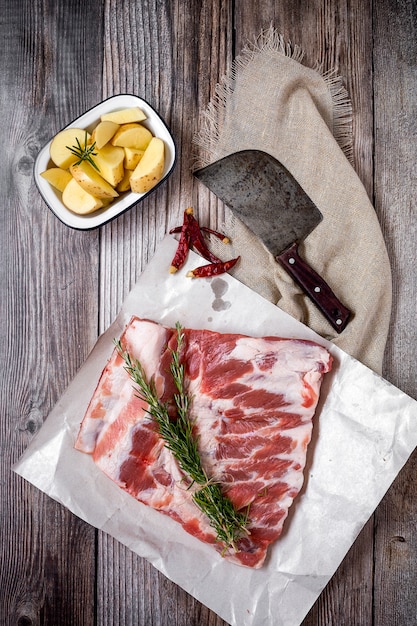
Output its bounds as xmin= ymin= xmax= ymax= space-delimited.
xmin=115 ymin=323 xmax=250 ymax=552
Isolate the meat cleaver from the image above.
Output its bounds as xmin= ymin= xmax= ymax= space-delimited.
xmin=194 ymin=150 xmax=350 ymax=333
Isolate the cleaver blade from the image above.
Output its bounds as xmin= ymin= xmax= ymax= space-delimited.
xmin=194 ymin=150 xmax=350 ymax=333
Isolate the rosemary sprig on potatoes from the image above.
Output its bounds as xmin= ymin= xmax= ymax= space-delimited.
xmin=115 ymin=323 xmax=250 ymax=553
xmin=41 ymin=106 xmax=166 ymax=215
xmin=66 ymin=131 xmax=100 ymax=171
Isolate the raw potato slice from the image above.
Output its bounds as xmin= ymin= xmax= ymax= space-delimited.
xmin=101 ymin=107 xmax=147 ymax=125
xmin=124 ymin=147 xmax=144 ymax=170
xmin=40 ymin=167 xmax=72 ymax=192
xmin=130 ymin=137 xmax=165 ymax=193
xmin=70 ymin=161 xmax=119 ymax=199
xmin=116 ymin=169 xmax=133 ymax=192
xmin=50 ymin=128 xmax=91 ymax=170
xmin=62 ymin=178 xmax=104 ymax=214
xmin=93 ymin=144 xmax=125 ymax=186
xmin=111 ymin=123 xmax=153 ymax=150
xmin=91 ymin=121 xmax=120 ymax=149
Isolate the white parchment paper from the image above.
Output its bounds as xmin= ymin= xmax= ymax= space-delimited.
xmin=14 ymin=235 xmax=417 ymax=626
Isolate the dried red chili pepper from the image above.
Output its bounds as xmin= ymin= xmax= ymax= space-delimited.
xmin=170 ymin=207 xmax=234 ymax=274
xmin=184 ymin=208 xmax=223 ymax=264
xmin=186 ymin=256 xmax=240 ymax=279
xmin=200 ymin=227 xmax=230 ymax=244
xmin=169 ymin=214 xmax=190 ymax=273
xmin=170 ymin=224 xmax=230 ymax=244
xmin=190 ymin=233 xmax=222 ymax=264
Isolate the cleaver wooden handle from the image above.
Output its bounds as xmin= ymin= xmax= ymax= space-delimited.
xmin=276 ymin=242 xmax=351 ymax=333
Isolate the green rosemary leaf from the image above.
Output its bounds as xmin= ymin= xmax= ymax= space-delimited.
xmin=114 ymin=338 xmax=205 ymax=485
xmin=66 ymin=131 xmax=100 ymax=171
xmin=193 ymin=483 xmax=250 ymax=551
xmin=114 ymin=325 xmax=250 ymax=553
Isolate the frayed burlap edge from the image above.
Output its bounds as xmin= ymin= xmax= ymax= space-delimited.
xmin=193 ymin=26 xmax=353 ymax=168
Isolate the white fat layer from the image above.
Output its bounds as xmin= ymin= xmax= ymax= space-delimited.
xmin=125 ymin=318 xmax=169 ymax=381
xmin=76 ymin=319 xmax=169 ymax=452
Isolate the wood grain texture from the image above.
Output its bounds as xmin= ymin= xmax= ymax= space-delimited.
xmin=1 ymin=0 xmax=103 ymax=624
xmin=96 ymin=1 xmax=231 ymax=625
xmin=373 ymin=1 xmax=417 ymax=624
xmin=233 ymin=7 xmax=376 ymax=625
xmin=1 ymin=0 xmax=416 ymax=625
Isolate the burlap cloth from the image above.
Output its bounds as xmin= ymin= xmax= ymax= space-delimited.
xmin=193 ymin=28 xmax=392 ymax=374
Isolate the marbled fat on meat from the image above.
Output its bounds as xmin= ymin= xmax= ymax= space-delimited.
xmin=75 ymin=317 xmax=332 ymax=568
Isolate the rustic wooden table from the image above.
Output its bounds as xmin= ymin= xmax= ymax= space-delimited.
xmin=1 ymin=1 xmax=416 ymax=624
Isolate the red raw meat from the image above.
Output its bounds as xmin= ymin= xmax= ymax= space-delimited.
xmin=75 ymin=317 xmax=332 ymax=568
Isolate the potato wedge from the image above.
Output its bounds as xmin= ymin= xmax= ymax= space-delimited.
xmin=101 ymin=107 xmax=147 ymax=125
xmin=91 ymin=120 xmax=120 ymax=149
xmin=70 ymin=161 xmax=119 ymax=199
xmin=130 ymin=137 xmax=165 ymax=193
xmin=123 ymin=147 xmax=144 ymax=170
xmin=116 ymin=169 xmax=133 ymax=193
xmin=93 ymin=144 xmax=125 ymax=186
xmin=40 ymin=167 xmax=72 ymax=192
xmin=50 ymin=128 xmax=91 ymax=169
xmin=111 ymin=123 xmax=153 ymax=150
xmin=62 ymin=178 xmax=104 ymax=214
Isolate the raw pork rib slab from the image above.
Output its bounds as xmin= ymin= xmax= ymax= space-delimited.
xmin=75 ymin=317 xmax=332 ymax=568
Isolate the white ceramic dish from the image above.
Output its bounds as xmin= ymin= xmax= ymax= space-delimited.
xmin=34 ymin=94 xmax=176 ymax=230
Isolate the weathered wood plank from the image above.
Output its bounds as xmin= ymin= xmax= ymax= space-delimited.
xmin=373 ymin=0 xmax=417 ymax=399
xmin=1 ymin=0 xmax=415 ymax=624
xmin=0 ymin=0 xmax=104 ymax=624
xmin=96 ymin=1 xmax=232 ymax=624
xmin=373 ymin=0 xmax=417 ymax=623
xmin=233 ymin=3 xmax=376 ymax=625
